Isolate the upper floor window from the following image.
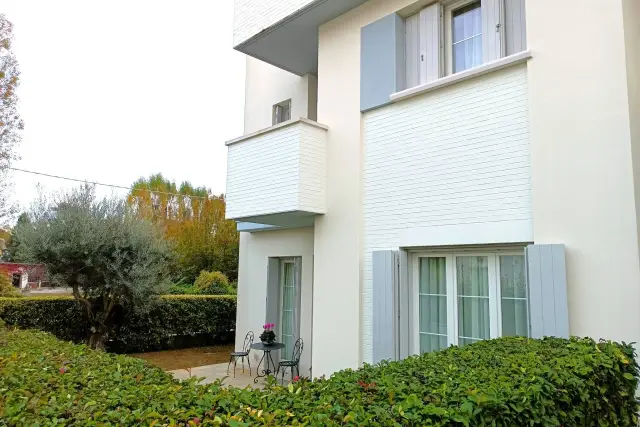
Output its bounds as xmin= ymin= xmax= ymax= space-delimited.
xmin=273 ymin=99 xmax=291 ymax=125
xmin=451 ymin=1 xmax=482 ymax=73
xmin=404 ymin=0 xmax=527 ymax=90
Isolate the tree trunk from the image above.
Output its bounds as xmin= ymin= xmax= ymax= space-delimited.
xmin=88 ymin=326 xmax=107 ymax=351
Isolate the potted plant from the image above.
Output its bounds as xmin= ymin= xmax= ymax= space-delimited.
xmin=260 ymin=323 xmax=276 ymax=345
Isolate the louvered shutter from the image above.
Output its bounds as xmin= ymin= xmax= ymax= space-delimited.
xmin=482 ymin=0 xmax=505 ymax=62
xmin=419 ymin=3 xmax=443 ymax=84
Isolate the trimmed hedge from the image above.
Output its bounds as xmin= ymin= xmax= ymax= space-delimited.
xmin=0 ymin=328 xmax=637 ymax=426
xmin=0 ymin=295 xmax=236 ymax=353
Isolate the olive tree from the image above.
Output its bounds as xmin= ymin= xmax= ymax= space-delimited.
xmin=14 ymin=185 xmax=173 ymax=350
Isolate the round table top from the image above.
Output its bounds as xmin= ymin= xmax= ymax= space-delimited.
xmin=251 ymin=342 xmax=285 ymax=351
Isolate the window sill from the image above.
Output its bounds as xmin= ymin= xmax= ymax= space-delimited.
xmin=390 ymin=50 xmax=533 ymax=104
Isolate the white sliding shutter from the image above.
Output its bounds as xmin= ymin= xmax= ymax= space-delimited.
xmin=481 ymin=0 xmax=505 ymax=62
xmin=504 ymin=0 xmax=527 ymax=55
xmin=405 ymin=13 xmax=421 ymax=89
xmin=419 ymin=3 xmax=442 ymax=84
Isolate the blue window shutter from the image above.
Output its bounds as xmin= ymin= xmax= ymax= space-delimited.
xmin=526 ymin=244 xmax=569 ymax=338
xmin=361 ymin=14 xmax=405 ymax=111
xmin=372 ymin=250 xmax=398 ymax=363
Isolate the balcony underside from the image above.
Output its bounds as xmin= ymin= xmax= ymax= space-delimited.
xmin=235 ymin=211 xmax=318 ymax=229
xmin=235 ymin=0 xmax=369 ymax=75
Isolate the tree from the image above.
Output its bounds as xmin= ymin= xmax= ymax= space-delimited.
xmin=14 ymin=185 xmax=173 ymax=350
xmin=0 ymin=14 xmax=23 ymax=223
xmin=2 ymin=212 xmax=28 ymax=262
xmin=127 ymin=174 xmax=239 ymax=282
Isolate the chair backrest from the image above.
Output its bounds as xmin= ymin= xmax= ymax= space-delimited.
xmin=242 ymin=331 xmax=254 ymax=353
xmin=291 ymin=338 xmax=303 ymax=363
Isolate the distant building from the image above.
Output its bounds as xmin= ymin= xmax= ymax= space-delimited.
xmin=0 ymin=263 xmax=47 ymax=289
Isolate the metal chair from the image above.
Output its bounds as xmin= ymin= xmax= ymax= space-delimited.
xmin=227 ymin=331 xmax=254 ymax=378
xmin=278 ymin=338 xmax=303 ymax=385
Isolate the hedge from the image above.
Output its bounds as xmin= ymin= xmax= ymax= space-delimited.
xmin=0 ymin=295 xmax=236 ymax=353
xmin=0 ymin=328 xmax=637 ymax=426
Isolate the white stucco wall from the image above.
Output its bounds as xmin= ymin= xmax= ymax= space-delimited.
xmin=526 ymin=0 xmax=640 ymax=346
xmin=362 ymin=64 xmax=532 ymax=363
xmin=235 ymin=228 xmax=315 ymax=376
xmin=314 ymin=0 xmax=421 ymax=377
xmin=244 ymin=57 xmax=317 ymax=134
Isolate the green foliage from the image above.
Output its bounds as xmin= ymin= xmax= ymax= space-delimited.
xmin=0 ymin=272 xmax=19 ymax=297
xmin=194 ymin=270 xmax=235 ymax=295
xmin=167 ymin=283 xmax=201 ymax=295
xmin=127 ymin=174 xmax=239 ymax=283
xmin=0 ymin=295 xmax=236 ymax=353
xmin=0 ymin=330 xmax=637 ymax=426
xmin=13 ymin=185 xmax=173 ymax=349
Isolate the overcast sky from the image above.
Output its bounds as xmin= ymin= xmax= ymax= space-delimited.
xmin=1 ymin=0 xmax=245 ymax=212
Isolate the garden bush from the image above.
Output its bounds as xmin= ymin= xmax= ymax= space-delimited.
xmin=0 ymin=295 xmax=236 ymax=353
xmin=194 ymin=270 xmax=235 ymax=295
xmin=167 ymin=283 xmax=201 ymax=295
xmin=0 ymin=273 xmax=20 ymax=297
xmin=0 ymin=329 xmax=637 ymax=426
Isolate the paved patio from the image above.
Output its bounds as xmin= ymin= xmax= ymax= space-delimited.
xmin=169 ymin=362 xmax=289 ymax=388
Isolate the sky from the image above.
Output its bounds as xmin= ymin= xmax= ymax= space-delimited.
xmin=1 ymin=0 xmax=245 ymax=213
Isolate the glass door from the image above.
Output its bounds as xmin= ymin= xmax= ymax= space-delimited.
xmin=455 ymin=256 xmax=492 ymax=346
xmin=418 ymin=257 xmax=449 ymax=353
xmin=280 ymin=260 xmax=296 ymax=359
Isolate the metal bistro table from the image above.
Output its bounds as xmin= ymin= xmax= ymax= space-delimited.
xmin=251 ymin=342 xmax=285 ymax=383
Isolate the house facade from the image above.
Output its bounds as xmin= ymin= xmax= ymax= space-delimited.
xmin=226 ymin=0 xmax=640 ymax=378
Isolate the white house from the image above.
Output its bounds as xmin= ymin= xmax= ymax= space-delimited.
xmin=225 ymin=0 xmax=640 ymax=378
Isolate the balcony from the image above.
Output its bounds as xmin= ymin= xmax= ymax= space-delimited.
xmin=233 ymin=0 xmax=369 ymax=75
xmin=225 ymin=118 xmax=328 ymax=227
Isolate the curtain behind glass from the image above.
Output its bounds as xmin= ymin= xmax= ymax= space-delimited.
xmin=419 ymin=258 xmax=448 ymax=353
xmin=456 ymin=256 xmax=490 ymax=346
xmin=452 ymin=1 xmax=482 ymax=73
xmin=500 ymin=255 xmax=529 ymax=337
xmin=281 ymin=262 xmax=295 ymax=358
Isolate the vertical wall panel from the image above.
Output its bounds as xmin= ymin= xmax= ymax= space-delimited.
xmin=526 ymin=245 xmax=569 ymax=338
xmin=482 ymin=0 xmax=505 ymax=62
xmin=372 ymin=250 xmax=398 ymax=363
xmin=405 ymin=14 xmax=421 ymax=89
xmin=505 ymin=0 xmax=527 ymax=55
xmin=361 ymin=14 xmax=405 ymax=111
xmin=420 ymin=3 xmax=442 ymax=84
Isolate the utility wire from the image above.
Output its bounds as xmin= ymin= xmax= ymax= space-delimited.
xmin=9 ymin=167 xmax=212 ymax=200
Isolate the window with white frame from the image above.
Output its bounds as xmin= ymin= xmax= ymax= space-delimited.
xmin=272 ymin=99 xmax=291 ymax=125
xmin=404 ymin=0 xmax=526 ymax=89
xmin=413 ymin=251 xmax=528 ymax=354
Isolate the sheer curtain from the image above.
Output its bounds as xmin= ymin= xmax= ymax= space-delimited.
xmin=419 ymin=258 xmax=448 ymax=353
xmin=500 ymin=255 xmax=528 ymax=337
xmin=281 ymin=262 xmax=295 ymax=358
xmin=452 ymin=1 xmax=483 ymax=73
xmin=456 ymin=256 xmax=490 ymax=346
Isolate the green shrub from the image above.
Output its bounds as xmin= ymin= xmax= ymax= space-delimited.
xmin=167 ymin=283 xmax=200 ymax=295
xmin=0 ymin=295 xmax=236 ymax=353
xmin=0 ymin=329 xmax=637 ymax=426
xmin=0 ymin=273 xmax=20 ymax=297
xmin=194 ymin=270 xmax=233 ymax=295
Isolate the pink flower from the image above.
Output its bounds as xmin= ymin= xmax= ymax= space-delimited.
xmin=59 ymin=367 xmax=66 ymax=374
xmin=293 ymin=376 xmax=300 ymax=382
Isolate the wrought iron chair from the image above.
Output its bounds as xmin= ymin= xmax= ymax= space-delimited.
xmin=277 ymin=338 xmax=303 ymax=385
xmin=227 ymin=331 xmax=254 ymax=378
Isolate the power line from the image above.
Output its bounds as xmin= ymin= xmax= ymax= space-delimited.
xmin=9 ymin=167 xmax=212 ymax=200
